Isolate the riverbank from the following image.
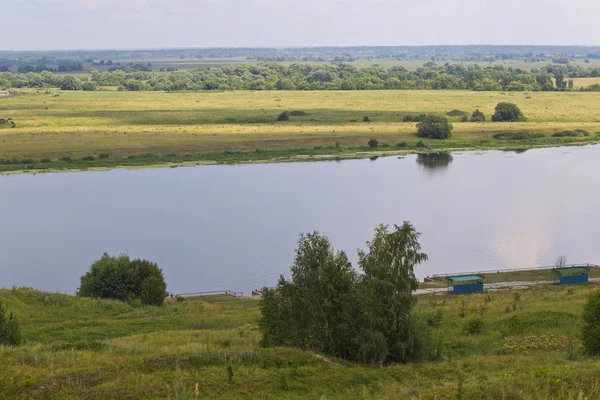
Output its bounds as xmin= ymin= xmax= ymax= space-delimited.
xmin=2 ymin=90 xmax=600 ymax=174
xmin=2 ymin=284 xmax=600 ymax=399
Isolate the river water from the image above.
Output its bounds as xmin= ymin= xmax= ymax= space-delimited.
xmin=1 ymin=146 xmax=599 ymax=296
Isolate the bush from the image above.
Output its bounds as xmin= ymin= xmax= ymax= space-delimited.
xmin=460 ymin=115 xmax=469 ymax=122
xmin=368 ymin=138 xmax=378 ymax=148
xmin=78 ymin=253 xmax=168 ymax=306
xmin=140 ymin=276 xmax=168 ymax=306
xmin=493 ymin=131 xmax=536 ymax=140
xmin=552 ymin=129 xmax=589 ymax=137
xmin=491 ymin=102 xmax=527 ymax=122
xmin=0 ymin=303 xmax=22 ymax=346
xmin=99 ymin=153 xmax=110 ymax=159
xmin=470 ymin=109 xmax=486 ymax=122
xmin=82 ymin=155 xmax=95 ymax=161
xmin=277 ymin=112 xmax=289 ymax=121
xmin=82 ymin=81 xmax=97 ymax=91
xmin=416 ymin=140 xmax=426 ymax=148
xmin=289 ymin=110 xmax=307 ymax=116
xmin=464 ymin=317 xmax=484 ymax=335
xmin=395 ymin=142 xmax=407 ymax=148
xmin=402 ymin=115 xmax=413 ymax=122
xmin=582 ymin=290 xmax=600 ymax=354
xmin=446 ymin=109 xmax=467 ymax=117
xmin=417 ymin=115 xmax=453 ymax=139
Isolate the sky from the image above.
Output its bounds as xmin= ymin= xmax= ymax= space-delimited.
xmin=2 ymin=0 xmax=600 ymax=50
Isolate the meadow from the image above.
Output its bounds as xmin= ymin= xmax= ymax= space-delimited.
xmin=1 ymin=90 xmax=600 ymax=172
xmin=1 ymin=284 xmax=600 ymax=399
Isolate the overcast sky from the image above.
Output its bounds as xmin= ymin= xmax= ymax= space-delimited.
xmin=2 ymin=0 xmax=600 ymax=50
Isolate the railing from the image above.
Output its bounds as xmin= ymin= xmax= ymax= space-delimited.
xmin=431 ymin=263 xmax=599 ymax=279
xmin=175 ymin=290 xmax=243 ymax=298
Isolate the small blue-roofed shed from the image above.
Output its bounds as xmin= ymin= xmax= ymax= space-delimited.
xmin=552 ymin=266 xmax=589 ymax=285
xmin=446 ymin=275 xmax=484 ymax=294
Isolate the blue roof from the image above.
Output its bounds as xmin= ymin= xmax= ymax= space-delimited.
xmin=446 ymin=275 xmax=484 ymax=283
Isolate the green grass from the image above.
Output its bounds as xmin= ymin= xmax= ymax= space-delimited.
xmin=2 ymin=90 xmax=600 ymax=173
xmin=2 ymin=284 xmax=600 ymax=399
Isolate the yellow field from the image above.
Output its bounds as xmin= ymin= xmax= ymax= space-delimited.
xmin=1 ymin=90 xmax=600 ymax=158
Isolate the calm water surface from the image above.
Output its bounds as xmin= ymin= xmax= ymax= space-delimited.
xmin=1 ymin=146 xmax=600 ymax=295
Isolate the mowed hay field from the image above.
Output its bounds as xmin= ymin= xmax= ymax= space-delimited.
xmin=3 ymin=285 xmax=600 ymax=399
xmin=1 ymin=90 xmax=600 ymax=159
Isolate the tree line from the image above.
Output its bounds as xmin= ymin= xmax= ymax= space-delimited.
xmin=2 ymin=62 xmax=600 ymax=92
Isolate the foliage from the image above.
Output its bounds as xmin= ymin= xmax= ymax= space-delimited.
xmin=81 ymin=81 xmax=97 ymax=91
xmin=416 ymin=115 xmax=453 ymax=139
xmin=552 ymin=129 xmax=589 ymax=137
xmin=582 ymin=289 xmax=600 ymax=355
xmin=78 ymin=253 xmax=167 ymax=306
xmin=491 ymin=102 xmax=527 ymax=122
xmin=464 ymin=317 xmax=484 ymax=335
xmin=446 ymin=109 xmax=467 ymax=116
xmin=460 ymin=115 xmax=468 ymax=122
xmin=0 ymin=302 xmax=21 ymax=346
xmin=368 ymin=138 xmax=378 ymax=148
xmin=470 ymin=109 xmax=486 ymax=122
xmin=59 ymin=76 xmax=82 ymax=91
xmin=363 ymin=116 xmax=370 ymax=122
xmin=277 ymin=112 xmax=289 ymax=121
xmin=260 ymin=222 xmax=428 ymax=364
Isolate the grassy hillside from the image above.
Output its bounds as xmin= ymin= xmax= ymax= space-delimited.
xmin=2 ymin=285 xmax=600 ymax=399
xmin=1 ymin=90 xmax=600 ymax=173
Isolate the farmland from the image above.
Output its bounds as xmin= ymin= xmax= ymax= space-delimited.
xmin=1 ymin=90 xmax=600 ymax=173
xmin=1 ymin=284 xmax=600 ymax=399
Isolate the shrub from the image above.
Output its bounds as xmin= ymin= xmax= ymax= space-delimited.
xmin=40 ymin=158 xmax=51 ymax=163
xmin=140 ymin=276 xmax=168 ymax=306
xmin=402 ymin=115 xmax=413 ymax=122
xmin=470 ymin=109 xmax=486 ymax=122
xmin=277 ymin=112 xmax=289 ymax=121
xmin=368 ymin=138 xmax=378 ymax=148
xmin=176 ymin=296 xmax=185 ymax=303
xmin=416 ymin=140 xmax=427 ymax=148
xmin=0 ymin=303 xmax=22 ymax=346
xmin=82 ymin=81 xmax=97 ymax=91
xmin=77 ymin=253 xmax=167 ymax=306
xmin=493 ymin=132 xmax=534 ymax=140
xmin=363 ymin=116 xmax=370 ymax=122
xmin=460 ymin=115 xmax=469 ymax=122
xmin=491 ymin=102 xmax=527 ymax=122
xmin=99 ymin=153 xmax=110 ymax=159
xmin=417 ymin=115 xmax=453 ymax=139
xmin=82 ymin=155 xmax=95 ymax=161
xmin=446 ymin=109 xmax=467 ymax=117
xmin=582 ymin=290 xmax=600 ymax=355
xmin=289 ymin=110 xmax=307 ymax=116
xmin=552 ymin=129 xmax=589 ymax=137
xmin=396 ymin=142 xmax=407 ymax=148
xmin=464 ymin=317 xmax=484 ymax=335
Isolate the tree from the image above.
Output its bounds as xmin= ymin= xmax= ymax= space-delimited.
xmin=259 ymin=233 xmax=357 ymax=358
xmin=78 ymin=253 xmax=167 ymax=306
xmin=59 ymin=76 xmax=82 ymax=91
xmin=555 ymin=255 xmax=567 ymax=269
xmin=583 ymin=290 xmax=600 ymax=355
xmin=82 ymin=81 xmax=97 ymax=91
xmin=0 ymin=303 xmax=21 ymax=346
xmin=491 ymin=102 xmax=527 ymax=122
xmin=355 ymin=223 xmax=429 ymax=363
xmin=470 ymin=109 xmax=486 ymax=122
xmin=416 ymin=115 xmax=453 ymax=139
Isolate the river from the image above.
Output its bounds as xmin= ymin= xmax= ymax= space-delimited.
xmin=1 ymin=145 xmax=599 ymax=296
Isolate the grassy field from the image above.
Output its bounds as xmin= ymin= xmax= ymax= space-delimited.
xmin=2 ymin=285 xmax=600 ymax=399
xmin=1 ymin=90 xmax=600 ymax=172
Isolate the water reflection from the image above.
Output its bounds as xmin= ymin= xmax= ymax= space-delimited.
xmin=416 ymin=152 xmax=454 ymax=172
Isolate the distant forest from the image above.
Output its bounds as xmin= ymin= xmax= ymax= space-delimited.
xmin=3 ymin=45 xmax=600 ymax=63
xmin=3 ymin=62 xmax=600 ymax=92
xmin=3 ymin=45 xmax=600 ymax=92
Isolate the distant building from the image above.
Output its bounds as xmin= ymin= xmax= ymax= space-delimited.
xmin=0 ymin=91 xmax=9 ymax=97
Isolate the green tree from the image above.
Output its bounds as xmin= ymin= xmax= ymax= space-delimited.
xmin=59 ymin=76 xmax=81 ymax=90
xmin=354 ymin=223 xmax=429 ymax=363
xmin=582 ymin=289 xmax=600 ymax=355
xmin=470 ymin=109 xmax=486 ymax=122
xmin=491 ymin=102 xmax=527 ymax=122
xmin=81 ymin=81 xmax=97 ymax=91
xmin=140 ymin=276 xmax=168 ymax=306
xmin=416 ymin=115 xmax=453 ymax=139
xmin=0 ymin=303 xmax=21 ymax=346
xmin=78 ymin=253 xmax=167 ymax=306
xmin=259 ymin=232 xmax=357 ymax=358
